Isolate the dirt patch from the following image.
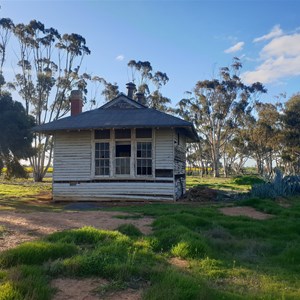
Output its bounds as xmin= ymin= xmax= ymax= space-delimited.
xmin=51 ymin=278 xmax=143 ymax=300
xmin=0 ymin=211 xmax=153 ymax=252
xmin=182 ymin=186 xmax=218 ymax=202
xmin=169 ymin=257 xmax=189 ymax=269
xmin=219 ymin=206 xmax=273 ymax=220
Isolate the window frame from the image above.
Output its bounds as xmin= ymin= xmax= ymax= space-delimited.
xmin=94 ymin=141 xmax=110 ymax=176
xmin=135 ymin=128 xmax=153 ymax=177
xmin=93 ymin=128 xmax=154 ymax=178
xmin=136 ymin=140 xmax=153 ymax=176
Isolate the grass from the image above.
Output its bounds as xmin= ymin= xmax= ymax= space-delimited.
xmin=0 ymin=175 xmax=300 ymax=299
xmin=0 ymin=178 xmax=62 ymax=212
xmin=186 ymin=175 xmax=264 ymax=192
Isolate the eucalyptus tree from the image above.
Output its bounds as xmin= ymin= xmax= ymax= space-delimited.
xmin=101 ymin=81 xmax=119 ymax=101
xmin=1 ymin=19 xmax=91 ymax=181
xmin=0 ymin=92 xmax=35 ymax=178
xmin=178 ymin=58 xmax=266 ymax=177
xmin=281 ymin=94 xmax=300 ymax=173
xmin=127 ymin=60 xmax=170 ymax=111
xmin=0 ymin=18 xmax=14 ymax=90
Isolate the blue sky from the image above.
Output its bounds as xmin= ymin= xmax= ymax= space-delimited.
xmin=1 ymin=0 xmax=300 ymax=107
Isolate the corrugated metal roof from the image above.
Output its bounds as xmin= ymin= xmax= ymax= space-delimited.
xmin=33 ymin=94 xmax=199 ymax=142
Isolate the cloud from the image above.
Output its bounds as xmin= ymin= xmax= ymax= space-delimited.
xmin=115 ymin=54 xmax=124 ymax=61
xmin=243 ymin=32 xmax=300 ymax=84
xmin=253 ymin=25 xmax=283 ymax=42
xmin=224 ymin=42 xmax=245 ymax=54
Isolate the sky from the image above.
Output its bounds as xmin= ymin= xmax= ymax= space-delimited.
xmin=1 ymin=0 xmax=300 ymax=108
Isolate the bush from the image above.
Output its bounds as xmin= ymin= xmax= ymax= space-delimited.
xmin=251 ymin=169 xmax=300 ymax=199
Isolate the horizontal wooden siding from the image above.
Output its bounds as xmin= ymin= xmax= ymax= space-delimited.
xmin=155 ymin=128 xmax=173 ymax=170
xmin=53 ymin=131 xmax=92 ymax=181
xmin=53 ymin=181 xmax=174 ymax=201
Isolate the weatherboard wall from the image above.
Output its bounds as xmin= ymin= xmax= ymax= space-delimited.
xmin=53 ymin=131 xmax=92 ymax=181
xmin=52 ymin=128 xmax=179 ymax=201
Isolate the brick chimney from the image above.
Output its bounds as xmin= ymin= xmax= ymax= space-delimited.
xmin=126 ymin=82 xmax=136 ymax=99
xmin=70 ymin=90 xmax=83 ymax=116
xmin=136 ymin=92 xmax=146 ymax=105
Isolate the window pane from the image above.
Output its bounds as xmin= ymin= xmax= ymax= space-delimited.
xmin=115 ymin=129 xmax=131 ymax=139
xmin=95 ymin=130 xmax=110 ymax=139
xmin=115 ymin=158 xmax=130 ymax=175
xmin=95 ymin=142 xmax=110 ymax=176
xmin=137 ymin=142 xmax=152 ymax=158
xmin=137 ymin=158 xmax=152 ymax=175
xmin=136 ymin=128 xmax=152 ymax=138
xmin=116 ymin=143 xmax=131 ymax=157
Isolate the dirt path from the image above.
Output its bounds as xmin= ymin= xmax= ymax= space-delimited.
xmin=219 ymin=206 xmax=273 ymax=220
xmin=0 ymin=210 xmax=153 ymax=252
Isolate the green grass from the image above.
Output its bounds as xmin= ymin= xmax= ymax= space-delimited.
xmin=0 ymin=179 xmax=63 ymax=212
xmin=186 ymin=175 xmax=263 ymax=192
xmin=0 ymin=176 xmax=300 ymax=299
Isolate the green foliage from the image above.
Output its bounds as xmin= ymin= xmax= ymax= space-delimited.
xmin=0 ymin=282 xmax=23 ymax=300
xmin=177 ymin=58 xmax=266 ymax=177
xmin=0 ymin=241 xmax=77 ymax=268
xmin=127 ymin=60 xmax=171 ymax=111
xmin=251 ymin=168 xmax=300 ymax=198
xmin=0 ymin=93 xmax=35 ymax=178
xmin=116 ymin=224 xmax=143 ymax=238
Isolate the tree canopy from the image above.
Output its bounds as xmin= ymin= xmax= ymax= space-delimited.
xmin=177 ymin=58 xmax=267 ymax=177
xmin=0 ymin=93 xmax=35 ymax=178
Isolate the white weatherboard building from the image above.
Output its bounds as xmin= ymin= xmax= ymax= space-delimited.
xmin=34 ymin=83 xmax=199 ymax=201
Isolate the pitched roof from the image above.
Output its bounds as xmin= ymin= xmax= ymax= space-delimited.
xmin=33 ymin=93 xmax=199 ymax=142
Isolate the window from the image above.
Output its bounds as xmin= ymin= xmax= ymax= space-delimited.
xmin=115 ymin=129 xmax=131 ymax=139
xmin=95 ymin=142 xmax=110 ymax=175
xmin=115 ymin=142 xmax=131 ymax=175
xmin=136 ymin=128 xmax=152 ymax=138
xmin=137 ymin=142 xmax=152 ymax=175
xmin=95 ymin=129 xmax=110 ymax=139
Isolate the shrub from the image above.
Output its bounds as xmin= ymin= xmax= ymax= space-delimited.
xmin=251 ymin=169 xmax=300 ymax=199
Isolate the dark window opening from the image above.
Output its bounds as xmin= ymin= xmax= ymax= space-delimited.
xmin=115 ymin=142 xmax=131 ymax=175
xmin=116 ymin=144 xmax=131 ymax=157
xmin=115 ymin=129 xmax=131 ymax=139
xmin=155 ymin=169 xmax=173 ymax=178
xmin=95 ymin=129 xmax=110 ymax=139
xmin=136 ymin=128 xmax=152 ymax=138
